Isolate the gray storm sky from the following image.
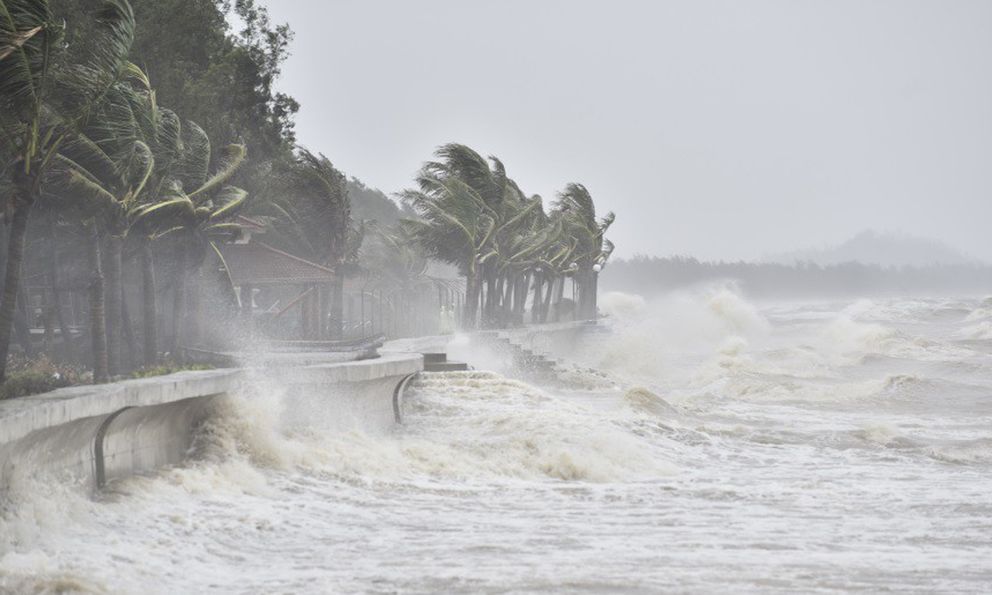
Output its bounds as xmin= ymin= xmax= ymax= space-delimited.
xmin=264 ymin=0 xmax=992 ymax=262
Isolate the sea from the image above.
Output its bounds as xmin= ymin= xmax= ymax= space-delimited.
xmin=2 ymin=287 xmax=991 ymax=593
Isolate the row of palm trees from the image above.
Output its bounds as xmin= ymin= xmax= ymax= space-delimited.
xmin=401 ymin=143 xmax=614 ymax=329
xmin=0 ymin=0 xmax=351 ymax=383
xmin=1 ymin=0 xmax=143 ymax=382
xmin=1 ymin=0 xmax=615 ymax=387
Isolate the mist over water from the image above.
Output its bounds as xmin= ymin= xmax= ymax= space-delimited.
xmin=3 ymin=288 xmax=992 ymax=593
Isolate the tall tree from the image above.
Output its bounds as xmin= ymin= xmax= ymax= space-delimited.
xmin=402 ymin=143 xmax=543 ymax=329
xmin=555 ymin=183 xmax=614 ymax=320
xmin=401 ymin=170 xmax=494 ymax=329
xmin=56 ymin=74 xmax=156 ymax=375
xmin=149 ymin=138 xmax=248 ymax=352
xmin=0 ymin=0 xmax=135 ymax=381
xmin=263 ymin=149 xmax=352 ymax=338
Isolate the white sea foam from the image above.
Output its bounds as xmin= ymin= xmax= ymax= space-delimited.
xmin=2 ymin=294 xmax=991 ymax=593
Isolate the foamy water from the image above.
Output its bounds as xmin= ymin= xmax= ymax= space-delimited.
xmin=2 ymin=290 xmax=992 ymax=593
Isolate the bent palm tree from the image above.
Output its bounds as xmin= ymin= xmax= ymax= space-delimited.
xmin=265 ymin=149 xmax=352 ymax=337
xmin=57 ymin=66 xmax=201 ymax=369
xmin=141 ymin=139 xmax=248 ymax=352
xmin=0 ymin=0 xmax=135 ymax=380
xmin=55 ymin=76 xmax=156 ymax=375
xmin=401 ymin=174 xmax=495 ymax=329
xmin=403 ymin=143 xmax=543 ymax=329
xmin=555 ymin=183 xmax=614 ymax=320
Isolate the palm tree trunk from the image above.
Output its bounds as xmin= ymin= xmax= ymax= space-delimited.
xmin=501 ymin=274 xmax=513 ymax=327
xmin=14 ymin=287 xmax=36 ymax=358
xmin=104 ymin=235 xmax=123 ymax=376
xmin=484 ymin=271 xmax=498 ymax=328
xmin=542 ymin=276 xmax=556 ymax=323
xmin=575 ymin=268 xmax=588 ymax=320
xmin=43 ymin=304 xmax=54 ymax=356
xmin=140 ymin=241 xmax=158 ymax=366
xmin=553 ymin=276 xmax=566 ymax=322
xmin=463 ymin=270 xmax=481 ymax=329
xmin=493 ymin=275 xmax=504 ymax=327
xmin=48 ymin=219 xmax=74 ymax=360
xmin=0 ymin=203 xmax=31 ymax=382
xmin=531 ymin=273 xmax=544 ymax=323
xmin=121 ymin=284 xmax=137 ymax=371
xmin=187 ymin=273 xmax=202 ymax=346
xmin=172 ymin=244 xmax=187 ymax=360
xmin=514 ymin=273 xmax=529 ymax=325
xmin=88 ymin=225 xmax=109 ymax=383
xmin=588 ymin=270 xmax=599 ymax=320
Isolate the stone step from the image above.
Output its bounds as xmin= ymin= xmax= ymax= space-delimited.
xmin=422 ymin=352 xmax=448 ymax=364
xmin=514 ymin=353 xmax=553 ymax=365
xmin=424 ymin=361 xmax=470 ymax=372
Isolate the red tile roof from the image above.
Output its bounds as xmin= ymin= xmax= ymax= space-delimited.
xmin=217 ymin=242 xmax=336 ymax=285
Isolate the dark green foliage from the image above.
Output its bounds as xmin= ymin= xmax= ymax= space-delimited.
xmin=0 ymin=0 xmax=137 ymax=383
xmin=129 ymin=361 xmax=213 ymax=378
xmin=50 ymin=0 xmax=297 ymax=168
xmin=0 ymin=355 xmax=83 ymax=399
xmin=130 ymin=0 xmax=296 ymax=162
xmin=2 ymin=0 xmax=614 ymax=392
xmin=261 ymin=149 xmax=351 ymax=266
xmin=401 ymin=143 xmax=613 ymax=328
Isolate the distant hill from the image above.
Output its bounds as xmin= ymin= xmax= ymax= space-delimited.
xmin=764 ymin=230 xmax=976 ymax=267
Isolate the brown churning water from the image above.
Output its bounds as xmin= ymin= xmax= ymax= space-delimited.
xmin=2 ymin=290 xmax=991 ymax=593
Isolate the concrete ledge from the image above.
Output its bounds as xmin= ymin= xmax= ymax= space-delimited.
xmin=283 ymin=352 xmax=423 ymax=384
xmin=0 ymin=352 xmax=423 ymax=491
xmin=0 ymin=369 xmax=242 ymax=446
xmin=275 ymin=353 xmax=423 ymax=434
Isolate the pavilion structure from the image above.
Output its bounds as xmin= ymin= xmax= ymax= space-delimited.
xmin=216 ymin=241 xmax=338 ymax=340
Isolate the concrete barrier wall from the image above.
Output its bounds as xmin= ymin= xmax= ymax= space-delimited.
xmin=100 ymin=395 xmax=223 ymax=487
xmin=498 ymin=322 xmax=595 ymax=358
xmin=0 ymin=353 xmax=421 ymax=493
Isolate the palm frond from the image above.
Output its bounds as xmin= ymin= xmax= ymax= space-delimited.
xmin=188 ymin=143 xmax=245 ymax=200
xmin=175 ymin=119 xmax=209 ymax=189
xmin=0 ymin=0 xmax=56 ymax=113
xmin=209 ymin=185 xmax=248 ymax=220
xmin=63 ymin=167 xmax=117 ymax=215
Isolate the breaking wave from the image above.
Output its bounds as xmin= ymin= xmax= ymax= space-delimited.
xmin=3 ymin=292 xmax=992 ymax=593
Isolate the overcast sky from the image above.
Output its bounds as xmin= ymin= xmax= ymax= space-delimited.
xmin=264 ymin=0 xmax=992 ymax=262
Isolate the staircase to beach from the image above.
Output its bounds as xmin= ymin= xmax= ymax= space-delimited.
xmin=421 ymin=352 xmax=470 ymax=372
xmin=471 ymin=323 xmax=614 ymax=389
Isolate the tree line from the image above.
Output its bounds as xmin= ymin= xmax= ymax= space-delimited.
xmin=401 ymin=143 xmax=614 ymax=329
xmin=603 ymin=255 xmax=992 ymax=298
xmin=0 ymin=0 xmax=616 ymax=391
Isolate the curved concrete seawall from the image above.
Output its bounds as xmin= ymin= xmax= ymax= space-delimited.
xmin=0 ymin=353 xmax=421 ymax=493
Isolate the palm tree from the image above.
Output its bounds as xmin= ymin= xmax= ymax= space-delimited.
xmin=55 ymin=76 xmax=156 ymax=375
xmin=57 ymin=66 xmax=209 ymax=369
xmin=264 ymin=149 xmax=352 ymax=338
xmin=401 ymin=172 xmax=493 ymax=329
xmin=532 ymin=209 xmax=577 ymax=323
xmin=402 ymin=143 xmax=546 ymax=329
xmin=555 ymin=183 xmax=614 ymax=320
xmin=0 ymin=0 xmax=135 ymax=381
xmin=144 ymin=138 xmax=248 ymax=352
xmin=489 ymin=189 xmax=550 ymax=327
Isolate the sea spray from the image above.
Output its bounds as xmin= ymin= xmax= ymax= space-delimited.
xmin=1 ymin=295 xmax=991 ymax=592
